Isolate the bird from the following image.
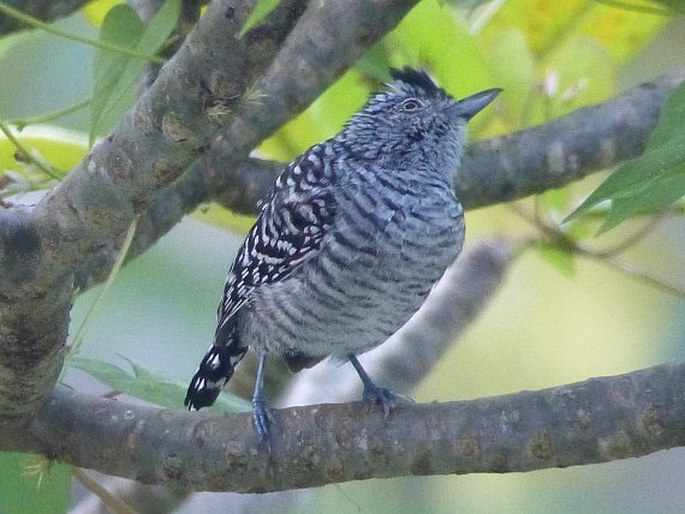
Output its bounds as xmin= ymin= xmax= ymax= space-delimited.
xmin=185 ymin=67 xmax=501 ymax=444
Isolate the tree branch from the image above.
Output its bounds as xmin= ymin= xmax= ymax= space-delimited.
xmin=29 ymin=0 xmax=306 ymax=284
xmin=75 ymin=239 xmax=513 ymax=511
xmin=0 ymin=0 xmax=309 ymax=426
xmin=458 ymin=71 xmax=685 ymax=208
xmin=69 ymin=70 xmax=685 ymax=291
xmin=2 ymin=360 xmax=683 ymax=492
xmin=0 ymin=207 xmax=71 ymax=428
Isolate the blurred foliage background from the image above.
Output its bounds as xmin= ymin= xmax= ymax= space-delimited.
xmin=1 ymin=0 xmax=685 ymax=512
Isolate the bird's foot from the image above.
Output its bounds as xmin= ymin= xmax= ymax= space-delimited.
xmin=252 ymin=396 xmax=276 ymax=449
xmin=362 ymin=382 xmax=413 ymax=420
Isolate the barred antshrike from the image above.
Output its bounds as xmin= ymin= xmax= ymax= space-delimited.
xmin=185 ymin=68 xmax=501 ymax=443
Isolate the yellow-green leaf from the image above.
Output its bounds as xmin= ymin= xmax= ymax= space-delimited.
xmin=0 ymin=124 xmax=88 ymax=174
xmin=481 ymin=0 xmax=665 ymax=63
xmin=82 ymin=0 xmax=123 ymax=27
xmin=70 ymin=356 xmax=251 ymax=413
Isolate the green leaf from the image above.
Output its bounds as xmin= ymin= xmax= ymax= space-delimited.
xmin=83 ymin=0 xmax=124 ymax=27
xmin=0 ymin=453 xmax=70 ymax=514
xmin=533 ymin=240 xmax=575 ymax=276
xmin=566 ymin=81 xmax=685 ymax=230
xmin=90 ymin=0 xmax=179 ymax=144
xmin=69 ymin=356 xmax=251 ymax=413
xmin=90 ymin=4 xmax=143 ymax=144
xmin=599 ymin=163 xmax=685 ymax=233
xmin=239 ymin=0 xmax=281 ymax=38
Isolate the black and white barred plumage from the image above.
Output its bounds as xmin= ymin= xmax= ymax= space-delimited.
xmin=185 ymin=68 xmax=501 ymax=442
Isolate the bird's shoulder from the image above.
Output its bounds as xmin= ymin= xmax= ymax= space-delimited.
xmin=216 ymin=143 xmax=341 ymax=324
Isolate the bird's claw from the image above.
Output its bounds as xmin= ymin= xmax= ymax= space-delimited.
xmin=252 ymin=397 xmax=276 ymax=449
xmin=362 ymin=383 xmax=412 ymax=420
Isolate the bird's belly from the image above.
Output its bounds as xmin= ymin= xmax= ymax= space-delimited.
xmin=240 ymin=203 xmax=464 ymax=359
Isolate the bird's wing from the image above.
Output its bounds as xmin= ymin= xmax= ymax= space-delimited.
xmin=215 ymin=143 xmax=338 ymax=340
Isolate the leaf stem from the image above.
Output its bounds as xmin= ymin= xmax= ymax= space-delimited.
xmin=0 ymin=2 xmax=166 ymax=64
xmin=68 ymin=215 xmax=141 ymax=359
xmin=71 ymin=467 xmax=139 ymax=514
xmin=0 ymin=122 xmax=64 ymax=179
xmin=6 ymin=98 xmax=91 ymax=129
xmin=581 ymin=244 xmax=685 ymax=298
xmin=593 ymin=0 xmax=670 ymax=16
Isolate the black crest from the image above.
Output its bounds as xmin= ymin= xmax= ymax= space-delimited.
xmin=389 ymin=67 xmax=442 ymax=97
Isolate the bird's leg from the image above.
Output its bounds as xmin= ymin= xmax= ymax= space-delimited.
xmin=252 ymin=352 xmax=275 ymax=447
xmin=348 ymin=353 xmax=409 ymax=419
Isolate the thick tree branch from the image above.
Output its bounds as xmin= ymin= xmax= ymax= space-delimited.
xmin=75 ymin=239 xmax=512 ymax=511
xmin=70 ymin=70 xmax=685 ymax=290
xmin=459 ymin=70 xmax=685 ymax=208
xmin=29 ymin=0 xmax=305 ymax=285
xmin=6 ymin=0 xmax=424 ymax=427
xmin=2 ymin=361 xmax=683 ymax=492
xmin=0 ymin=0 xmax=307 ymax=427
xmin=0 ymin=207 xmax=71 ymax=428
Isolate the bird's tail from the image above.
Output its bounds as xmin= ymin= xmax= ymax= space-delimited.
xmin=184 ymin=326 xmax=248 ymax=410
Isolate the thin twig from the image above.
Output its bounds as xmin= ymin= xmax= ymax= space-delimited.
xmin=0 ymin=121 xmax=63 ymax=179
xmin=594 ymin=210 xmax=673 ymax=257
xmin=68 ymin=215 xmax=140 ymax=358
xmin=577 ymin=242 xmax=685 ymax=297
xmin=72 ymin=467 xmax=140 ymax=514
xmin=5 ymin=98 xmax=91 ymax=129
xmin=508 ymin=201 xmax=685 ymax=297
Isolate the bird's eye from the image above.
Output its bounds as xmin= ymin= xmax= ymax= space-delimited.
xmin=401 ymin=98 xmax=424 ymax=111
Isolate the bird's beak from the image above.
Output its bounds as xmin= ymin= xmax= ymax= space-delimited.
xmin=454 ymin=88 xmax=502 ymax=120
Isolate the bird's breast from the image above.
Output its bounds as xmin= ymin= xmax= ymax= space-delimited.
xmin=240 ymin=176 xmax=465 ymax=359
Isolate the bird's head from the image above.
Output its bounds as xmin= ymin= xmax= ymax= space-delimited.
xmin=341 ymin=68 xmax=501 ymax=175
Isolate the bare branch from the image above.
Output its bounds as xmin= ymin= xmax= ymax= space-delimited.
xmin=0 ymin=206 xmax=71 ymax=428
xmin=29 ymin=0 xmax=307 ymax=284
xmin=68 ymin=70 xmax=685 ymax=291
xmin=2 ymin=361 xmax=684 ymax=492
xmin=0 ymin=0 xmax=309 ymax=427
xmin=459 ymin=70 xmax=685 ymax=208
